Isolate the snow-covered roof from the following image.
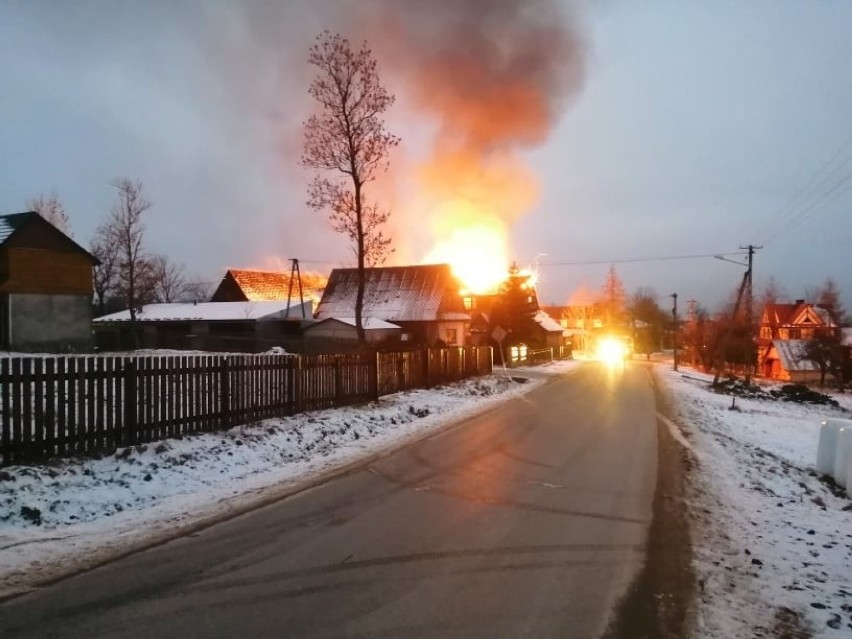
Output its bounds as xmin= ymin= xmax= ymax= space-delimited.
xmin=0 ymin=214 xmax=19 ymax=244
xmin=762 ymin=302 xmax=838 ymax=328
xmin=315 ymin=264 xmax=465 ymax=323
xmin=772 ymin=339 xmax=819 ymax=372
xmin=534 ymin=310 xmax=565 ymax=333
xmin=94 ymin=301 xmax=313 ymax=323
xmin=307 ymin=317 xmax=401 ymax=331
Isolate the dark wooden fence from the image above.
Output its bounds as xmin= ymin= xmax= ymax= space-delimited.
xmin=0 ymin=346 xmax=492 ymax=466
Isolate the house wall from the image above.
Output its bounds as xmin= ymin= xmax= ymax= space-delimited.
xmin=304 ymin=321 xmax=400 ymax=344
xmin=7 ymin=293 xmax=93 ymax=352
xmin=0 ymin=248 xmax=93 ymax=295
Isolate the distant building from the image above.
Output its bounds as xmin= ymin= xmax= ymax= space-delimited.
xmin=315 ymin=264 xmax=470 ymax=346
xmin=93 ymin=300 xmax=312 ymax=352
xmin=0 ymin=211 xmax=98 ymax=352
xmin=758 ymin=300 xmax=841 ymax=380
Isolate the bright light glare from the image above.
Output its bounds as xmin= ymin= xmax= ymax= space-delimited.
xmin=596 ymin=337 xmax=627 ymax=366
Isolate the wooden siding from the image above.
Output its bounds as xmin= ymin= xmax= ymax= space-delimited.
xmin=0 ymin=248 xmax=94 ymax=295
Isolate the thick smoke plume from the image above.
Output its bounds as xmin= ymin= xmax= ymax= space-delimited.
xmin=365 ymin=0 xmax=586 ymax=291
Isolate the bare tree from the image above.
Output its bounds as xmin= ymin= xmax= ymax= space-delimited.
xmin=103 ymin=179 xmax=155 ymax=323
xmin=149 ymin=254 xmax=187 ymax=303
xmin=27 ymin=191 xmax=72 ymax=236
xmin=301 ymin=31 xmax=399 ymax=343
xmin=183 ymin=277 xmax=214 ymax=303
xmin=90 ymin=228 xmax=119 ymax=317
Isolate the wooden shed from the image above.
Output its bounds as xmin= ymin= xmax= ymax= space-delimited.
xmin=0 ymin=211 xmax=98 ymax=352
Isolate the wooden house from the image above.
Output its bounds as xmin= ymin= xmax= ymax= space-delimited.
xmin=314 ymin=264 xmax=470 ymax=346
xmin=758 ymin=300 xmax=841 ymax=380
xmin=0 ymin=211 xmax=98 ymax=352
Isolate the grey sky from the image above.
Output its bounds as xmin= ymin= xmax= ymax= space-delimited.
xmin=2 ymin=1 xmax=851 ymax=310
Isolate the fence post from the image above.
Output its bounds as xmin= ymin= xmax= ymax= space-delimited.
xmin=423 ymin=347 xmax=431 ymax=389
xmin=219 ymin=357 xmax=230 ymax=429
xmin=122 ymin=360 xmax=137 ymax=447
xmin=335 ymin=355 xmax=343 ymax=404
xmin=369 ymin=350 xmax=379 ymax=401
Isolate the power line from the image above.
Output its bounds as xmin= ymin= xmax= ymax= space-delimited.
xmin=759 ymin=131 xmax=852 ymax=245
xmin=537 ymin=250 xmax=749 ymax=267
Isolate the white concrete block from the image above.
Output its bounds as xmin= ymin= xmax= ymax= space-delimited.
xmin=817 ymin=419 xmax=851 ymax=477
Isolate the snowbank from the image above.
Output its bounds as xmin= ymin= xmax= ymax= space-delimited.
xmin=658 ymin=368 xmax=852 ymax=637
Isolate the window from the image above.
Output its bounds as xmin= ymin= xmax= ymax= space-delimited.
xmin=463 ymin=296 xmax=474 ymax=311
xmin=789 ymin=328 xmax=801 ymax=339
xmin=445 ymin=328 xmax=458 ymax=345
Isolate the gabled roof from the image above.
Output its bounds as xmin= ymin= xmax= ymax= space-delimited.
xmin=0 ymin=211 xmax=98 ymax=264
xmin=761 ymin=302 xmax=837 ymax=328
xmin=315 ymin=264 xmax=468 ymax=323
xmin=212 ymin=269 xmax=327 ymax=302
xmin=93 ymin=300 xmax=313 ymax=323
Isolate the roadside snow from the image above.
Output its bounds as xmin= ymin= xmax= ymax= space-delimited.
xmin=658 ymin=367 xmax=852 ymax=638
xmin=0 ymin=371 xmax=553 ymax=598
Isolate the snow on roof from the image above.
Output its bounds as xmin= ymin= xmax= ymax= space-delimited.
xmin=0 ymin=214 xmax=19 ymax=244
xmin=772 ymin=339 xmax=819 ymax=372
xmin=315 ymin=264 xmax=464 ymax=322
xmin=94 ymin=301 xmax=313 ymax=323
xmin=534 ymin=310 xmax=565 ymax=333
xmin=224 ymin=269 xmax=326 ymax=302
xmin=308 ymin=317 xmax=401 ymax=331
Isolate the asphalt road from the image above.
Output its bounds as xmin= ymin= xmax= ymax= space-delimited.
xmin=1 ymin=361 xmax=660 ymax=639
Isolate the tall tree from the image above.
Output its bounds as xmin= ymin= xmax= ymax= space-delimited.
xmin=26 ymin=191 xmax=72 ymax=236
xmin=491 ymin=263 xmax=539 ymax=346
xmin=629 ymin=287 xmax=664 ymax=356
xmin=90 ymin=229 xmax=119 ymax=317
xmin=813 ymin=277 xmax=846 ymax=326
xmin=600 ymin=265 xmax=627 ymax=326
xmin=302 ymin=31 xmax=399 ymax=344
xmin=103 ymin=179 xmax=154 ymax=323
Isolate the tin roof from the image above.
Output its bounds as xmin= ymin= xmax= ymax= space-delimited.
xmin=315 ymin=264 xmax=468 ymax=323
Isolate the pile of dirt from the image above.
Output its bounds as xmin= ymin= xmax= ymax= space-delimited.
xmin=710 ymin=376 xmax=774 ymax=401
xmin=769 ymin=384 xmax=840 ymax=407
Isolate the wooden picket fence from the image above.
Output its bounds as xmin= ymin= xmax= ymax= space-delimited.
xmin=0 ymin=346 xmax=492 ymax=466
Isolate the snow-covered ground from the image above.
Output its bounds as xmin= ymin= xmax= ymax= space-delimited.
xmin=0 ymin=362 xmax=580 ymax=599
xmin=658 ymin=366 xmax=852 ymax=638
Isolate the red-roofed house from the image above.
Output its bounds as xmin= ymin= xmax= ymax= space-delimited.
xmin=314 ymin=264 xmax=470 ymax=346
xmin=758 ymin=300 xmax=841 ymax=381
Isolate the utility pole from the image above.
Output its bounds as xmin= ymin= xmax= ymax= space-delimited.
xmin=739 ymin=244 xmax=762 ymax=384
xmin=285 ymin=258 xmax=307 ymax=320
xmin=671 ymin=292 xmax=678 ymax=372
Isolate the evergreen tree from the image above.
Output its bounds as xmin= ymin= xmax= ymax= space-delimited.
xmin=491 ymin=263 xmax=538 ymax=344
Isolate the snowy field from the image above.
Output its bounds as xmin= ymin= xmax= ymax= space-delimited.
xmin=0 ymin=361 xmax=580 ymax=599
xmin=658 ymin=366 xmax=852 ymax=638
